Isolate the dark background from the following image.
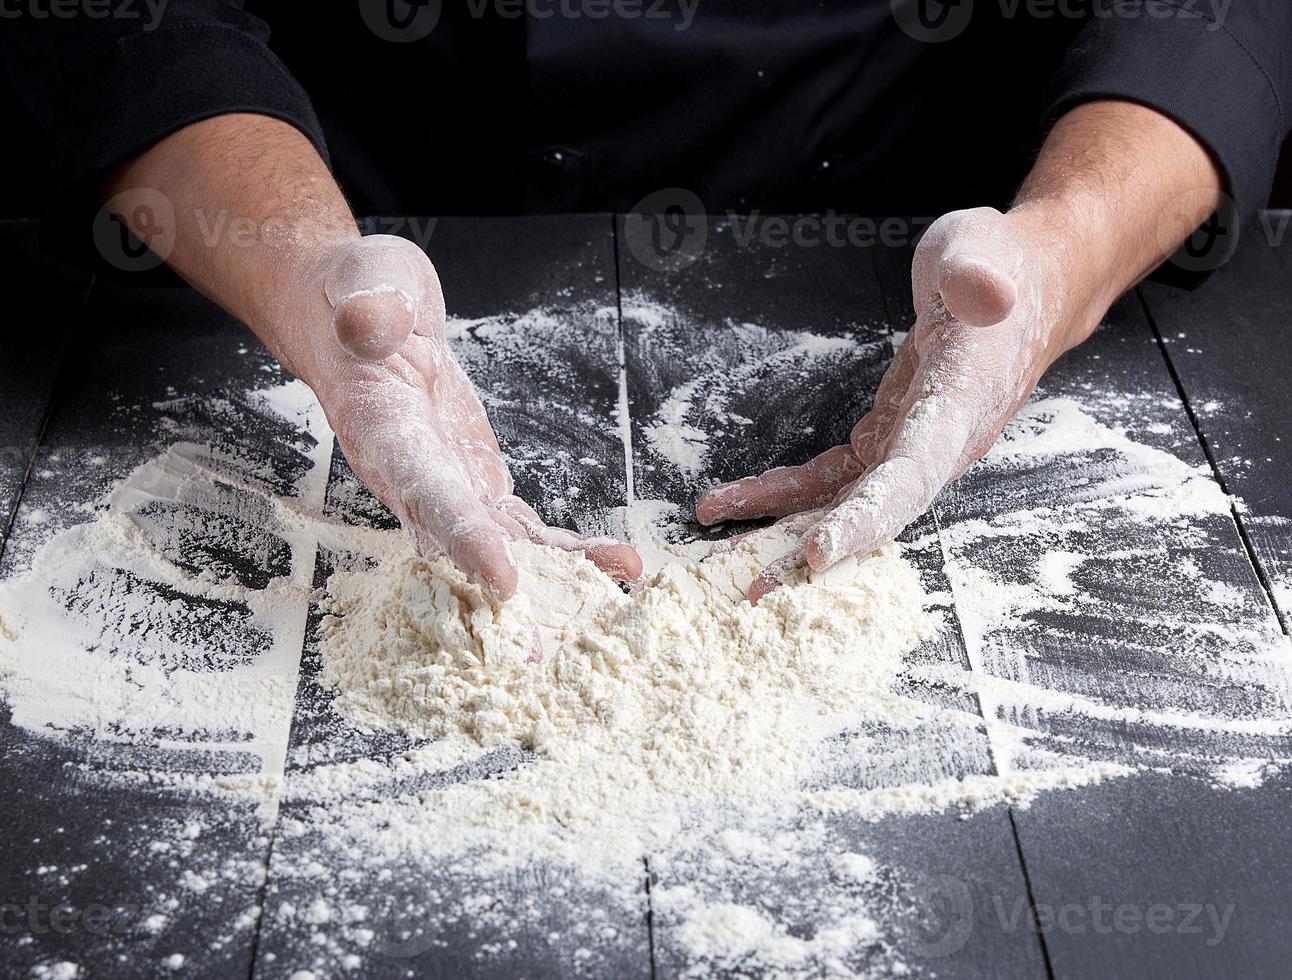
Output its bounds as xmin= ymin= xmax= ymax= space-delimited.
xmin=1 ymin=34 xmax=1288 ymax=223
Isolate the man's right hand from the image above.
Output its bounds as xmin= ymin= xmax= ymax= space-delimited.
xmin=104 ymin=117 xmax=640 ymax=602
xmin=295 ymin=235 xmax=643 ymax=601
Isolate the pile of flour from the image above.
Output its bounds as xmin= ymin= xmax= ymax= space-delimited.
xmin=287 ymin=512 xmax=1124 ymax=978
xmin=315 ymin=516 xmax=939 ymax=839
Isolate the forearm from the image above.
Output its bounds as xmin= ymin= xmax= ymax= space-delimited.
xmin=1008 ymin=99 xmax=1223 ymax=348
xmin=103 ymin=114 xmax=360 ymax=378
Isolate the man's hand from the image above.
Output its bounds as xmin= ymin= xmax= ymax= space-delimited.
xmin=299 ymin=235 xmax=642 ymax=601
xmin=696 ymin=207 xmax=1075 ymax=601
xmin=103 ymin=116 xmax=641 ymax=601
xmin=697 ymin=101 xmax=1222 ymax=601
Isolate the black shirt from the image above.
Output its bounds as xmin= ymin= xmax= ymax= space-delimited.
xmin=2 ymin=0 xmax=1289 ymax=264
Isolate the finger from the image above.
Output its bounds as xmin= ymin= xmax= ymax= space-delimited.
xmin=808 ymin=361 xmax=989 ymax=571
xmin=498 ymin=496 xmax=643 ymax=581
xmin=325 ymin=235 xmax=445 ymax=361
xmin=747 ymin=547 xmax=807 ymax=605
xmin=709 ymin=507 xmax=825 ymax=558
xmin=938 ymin=252 xmax=1018 ymax=327
xmin=851 ymin=335 xmax=920 ymax=465
xmin=801 ymin=456 xmax=934 ymax=571
xmin=497 ymin=495 xmax=558 ymax=536
xmin=448 ymin=517 xmax=520 ymax=602
xmin=489 ymin=506 xmax=530 ymax=542
xmin=332 ymin=288 xmax=416 ymax=362
xmin=403 ymin=476 xmax=519 ymax=602
xmin=695 ymin=445 xmax=864 ymax=525
xmin=497 ymin=495 xmax=578 ymax=548
xmin=578 ymin=539 xmax=644 ymax=581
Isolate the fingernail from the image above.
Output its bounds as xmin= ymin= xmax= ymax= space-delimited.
xmin=804 ymin=529 xmax=838 ymax=571
xmin=339 ymin=284 xmax=414 ymax=309
xmin=697 ymin=487 xmax=737 ymax=524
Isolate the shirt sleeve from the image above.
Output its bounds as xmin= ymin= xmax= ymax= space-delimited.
xmin=1046 ymin=0 xmax=1291 ymax=229
xmin=0 ymin=0 xmax=329 ymax=268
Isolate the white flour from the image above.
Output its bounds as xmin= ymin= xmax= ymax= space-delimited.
xmin=0 ymin=386 xmax=331 ymax=780
xmin=642 ymin=376 xmax=712 ymax=477
xmin=621 ymin=295 xmax=867 ymax=484
xmin=314 ymin=514 xmax=942 ymax=850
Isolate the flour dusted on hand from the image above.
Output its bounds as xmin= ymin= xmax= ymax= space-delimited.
xmin=318 ymin=517 xmax=939 ymax=814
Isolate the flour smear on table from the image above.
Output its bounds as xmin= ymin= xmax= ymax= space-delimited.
xmin=1 ymin=307 xmax=1290 ymax=978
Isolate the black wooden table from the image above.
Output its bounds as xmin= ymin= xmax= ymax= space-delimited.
xmin=1 ymin=214 xmax=1289 ymax=979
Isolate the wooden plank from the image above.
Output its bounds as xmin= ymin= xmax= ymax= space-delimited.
xmin=0 ymin=278 xmax=325 ymax=978
xmin=620 ymin=217 xmax=1049 ymax=978
xmin=0 ymin=221 xmax=88 ymax=552
xmin=1140 ymin=212 xmax=1292 ymax=631
xmin=253 ymin=215 xmax=653 ymax=979
xmin=617 ymin=213 xmax=891 ymax=508
xmin=1017 ymin=771 xmax=1292 ymax=979
xmin=977 ymin=304 xmax=1292 ymax=976
xmin=871 ymin=234 xmax=1292 ymax=977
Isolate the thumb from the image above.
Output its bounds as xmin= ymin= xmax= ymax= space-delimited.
xmin=938 ymin=249 xmax=1018 ymax=327
xmin=914 ymin=208 xmax=1022 ymax=327
xmin=323 ymin=235 xmax=445 ymax=361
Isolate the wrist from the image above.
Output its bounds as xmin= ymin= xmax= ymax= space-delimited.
xmin=1004 ymin=194 xmax=1119 ymax=354
xmin=246 ymin=232 xmax=364 ymax=383
xmin=1005 ymin=101 xmax=1224 ymax=357
xmin=103 ymin=114 xmax=364 ymax=380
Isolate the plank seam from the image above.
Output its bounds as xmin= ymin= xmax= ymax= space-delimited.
xmin=931 ymin=501 xmax=1058 ymax=980
xmin=614 ymin=212 xmax=658 ymax=980
xmin=0 ymin=268 xmax=95 ymax=568
xmin=1135 ymin=287 xmax=1290 ymax=636
xmin=643 ymin=856 xmax=659 ymax=980
xmin=610 ymin=212 xmax=636 ymax=504
xmin=1007 ymin=809 xmax=1057 ymax=980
